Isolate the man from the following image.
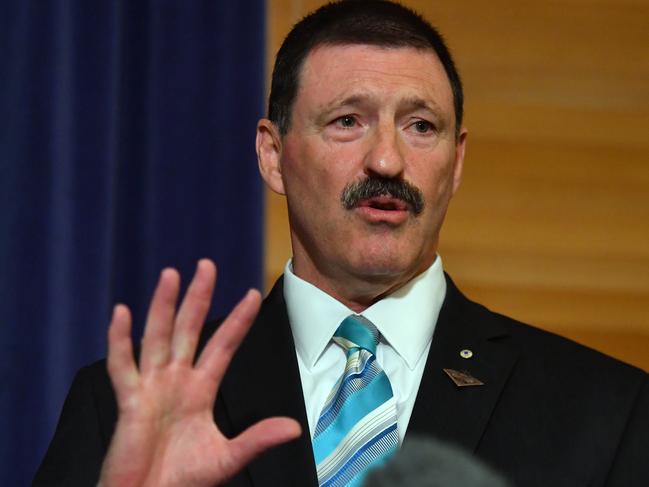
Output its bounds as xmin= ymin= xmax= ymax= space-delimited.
xmin=35 ymin=1 xmax=648 ymax=486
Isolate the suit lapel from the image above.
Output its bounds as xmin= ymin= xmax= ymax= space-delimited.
xmin=407 ymin=275 xmax=519 ymax=453
xmin=219 ymin=279 xmax=318 ymax=487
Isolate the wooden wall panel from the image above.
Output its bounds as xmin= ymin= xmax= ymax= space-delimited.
xmin=265 ymin=0 xmax=649 ymax=370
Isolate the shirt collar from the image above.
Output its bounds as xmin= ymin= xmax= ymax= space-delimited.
xmin=284 ymin=256 xmax=446 ymax=370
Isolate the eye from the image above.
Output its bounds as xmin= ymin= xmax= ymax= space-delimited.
xmin=412 ymin=120 xmax=433 ymax=133
xmin=335 ymin=115 xmax=357 ymax=128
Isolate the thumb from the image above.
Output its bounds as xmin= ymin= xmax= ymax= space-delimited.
xmin=223 ymin=417 xmax=302 ymax=477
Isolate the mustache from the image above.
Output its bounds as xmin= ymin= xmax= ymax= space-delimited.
xmin=340 ymin=177 xmax=425 ymax=215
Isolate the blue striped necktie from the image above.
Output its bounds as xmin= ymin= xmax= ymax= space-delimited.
xmin=312 ymin=315 xmax=399 ymax=486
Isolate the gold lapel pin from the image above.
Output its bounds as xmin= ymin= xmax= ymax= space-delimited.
xmin=443 ymin=368 xmax=484 ymax=387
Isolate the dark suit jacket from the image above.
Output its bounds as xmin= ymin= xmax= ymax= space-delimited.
xmin=34 ymin=276 xmax=649 ymax=486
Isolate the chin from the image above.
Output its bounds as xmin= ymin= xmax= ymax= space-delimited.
xmin=348 ymin=253 xmax=415 ymax=282
xmin=347 ymin=239 xmax=436 ymax=284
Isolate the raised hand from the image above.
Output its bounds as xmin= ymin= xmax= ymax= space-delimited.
xmin=98 ymin=259 xmax=301 ymax=487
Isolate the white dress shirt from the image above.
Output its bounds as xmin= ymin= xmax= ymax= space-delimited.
xmin=283 ymin=256 xmax=447 ymax=442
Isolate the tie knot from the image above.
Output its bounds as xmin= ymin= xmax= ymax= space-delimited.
xmin=333 ymin=315 xmax=380 ymax=355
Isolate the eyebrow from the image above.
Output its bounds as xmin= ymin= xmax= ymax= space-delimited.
xmin=399 ymin=96 xmax=441 ymax=114
xmin=315 ymin=93 xmax=374 ymax=124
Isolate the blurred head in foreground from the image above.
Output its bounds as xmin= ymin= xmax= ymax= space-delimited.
xmin=362 ymin=436 xmax=511 ymax=487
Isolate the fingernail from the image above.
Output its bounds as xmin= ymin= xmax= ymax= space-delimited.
xmin=112 ymin=304 xmax=124 ymax=319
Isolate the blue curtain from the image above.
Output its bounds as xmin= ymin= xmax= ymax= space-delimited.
xmin=0 ymin=1 xmax=266 ymax=484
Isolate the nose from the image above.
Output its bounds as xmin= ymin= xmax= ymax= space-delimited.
xmin=363 ymin=123 xmax=405 ymax=179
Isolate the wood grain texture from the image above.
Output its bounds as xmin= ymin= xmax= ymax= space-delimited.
xmin=264 ymin=0 xmax=649 ymax=370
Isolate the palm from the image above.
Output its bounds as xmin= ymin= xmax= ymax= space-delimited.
xmin=99 ymin=260 xmax=301 ymax=487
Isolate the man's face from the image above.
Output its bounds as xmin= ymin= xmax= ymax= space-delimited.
xmin=258 ymin=44 xmax=466 ymax=305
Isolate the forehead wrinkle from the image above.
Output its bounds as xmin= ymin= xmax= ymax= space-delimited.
xmin=341 ymin=64 xmax=449 ymax=96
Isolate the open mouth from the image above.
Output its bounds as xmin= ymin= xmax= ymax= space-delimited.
xmin=353 ymin=195 xmax=411 ymax=225
xmin=357 ymin=195 xmax=409 ymax=212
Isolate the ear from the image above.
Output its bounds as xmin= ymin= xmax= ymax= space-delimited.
xmin=256 ymin=119 xmax=286 ymax=195
xmin=451 ymin=128 xmax=468 ymax=195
